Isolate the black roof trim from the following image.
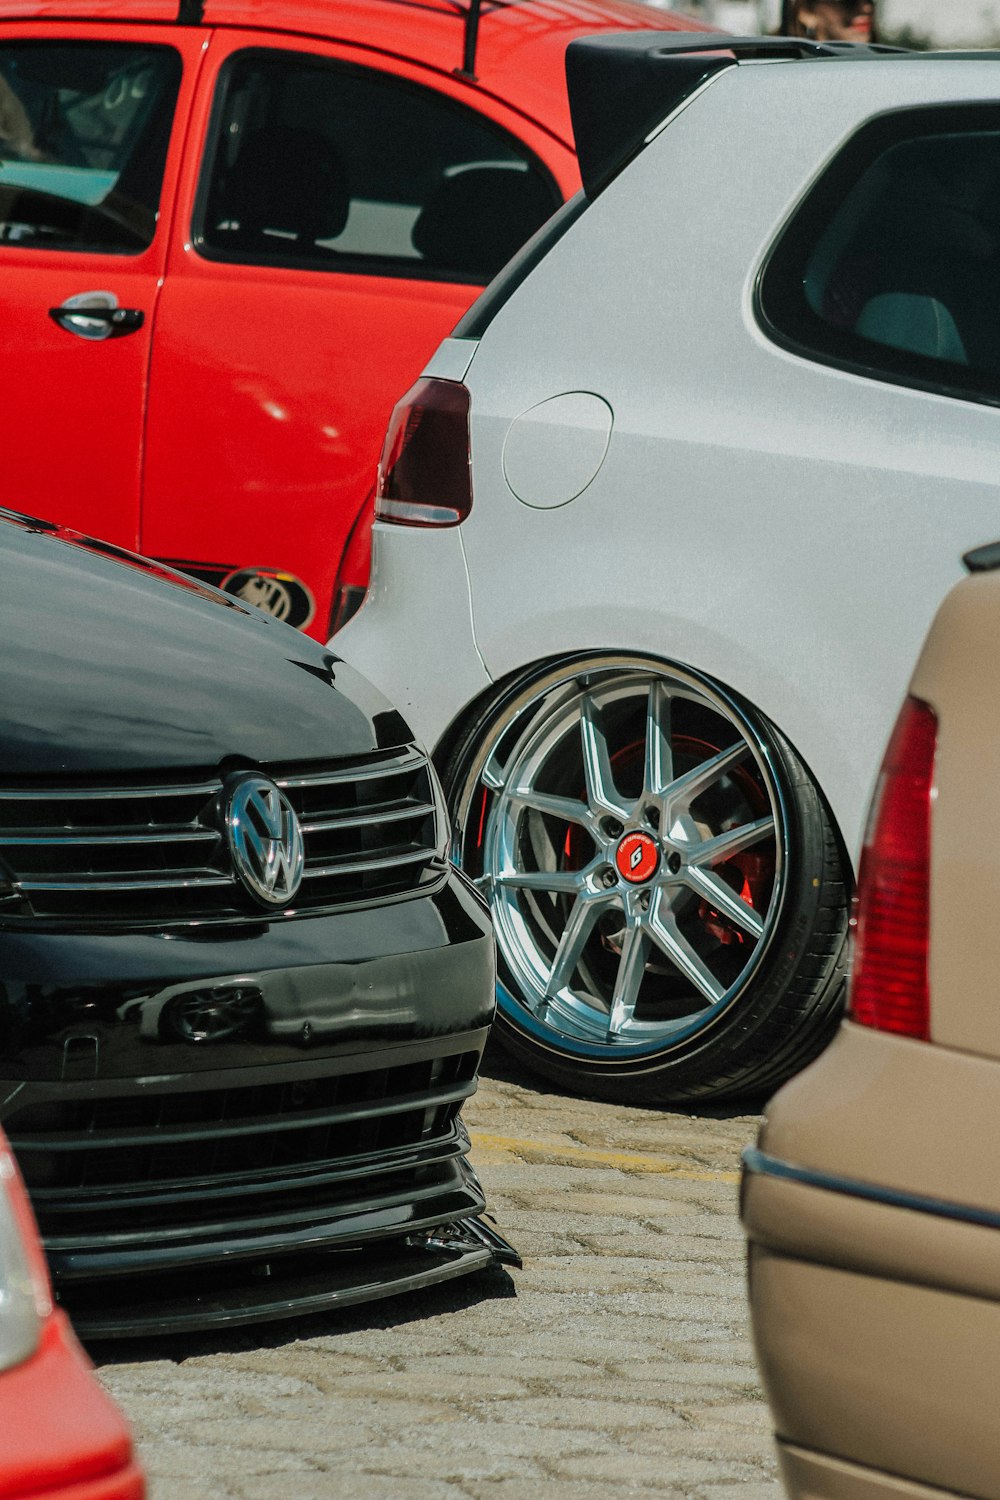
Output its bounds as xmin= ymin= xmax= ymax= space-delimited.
xmin=566 ymin=31 xmax=910 ymax=201
xmin=174 ymin=0 xmax=502 ymax=73
xmin=963 ymin=541 xmax=1000 ymax=573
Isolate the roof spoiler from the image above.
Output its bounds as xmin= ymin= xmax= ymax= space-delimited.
xmin=565 ymin=32 xmax=906 ymax=201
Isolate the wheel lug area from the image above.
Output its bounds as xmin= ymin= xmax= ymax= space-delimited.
xmin=667 ymin=851 xmax=682 ymax=875
xmin=644 ymin=805 xmax=660 ymax=831
xmin=602 ymin=817 xmax=624 ymax=841
xmin=601 ymin=866 xmax=619 ymax=889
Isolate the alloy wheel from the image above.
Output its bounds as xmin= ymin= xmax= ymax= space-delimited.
xmin=463 ymin=662 xmax=789 ymax=1054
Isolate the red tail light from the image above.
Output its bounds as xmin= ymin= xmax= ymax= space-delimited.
xmin=850 ymin=695 xmax=937 ymax=1040
xmin=375 ymin=377 xmax=472 ymax=527
xmin=328 ymin=491 xmax=374 ymax=636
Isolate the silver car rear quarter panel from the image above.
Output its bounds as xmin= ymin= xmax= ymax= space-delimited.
xmin=447 ymin=59 xmax=1000 ymax=865
xmin=336 ymin=522 xmax=492 ymax=754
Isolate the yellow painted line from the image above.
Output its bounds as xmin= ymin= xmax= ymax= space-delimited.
xmin=469 ymin=1130 xmax=740 ymax=1183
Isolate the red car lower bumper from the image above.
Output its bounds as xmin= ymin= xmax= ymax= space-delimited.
xmin=1 ymin=1312 xmax=144 ymax=1500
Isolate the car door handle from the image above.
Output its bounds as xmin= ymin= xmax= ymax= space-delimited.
xmin=49 ymin=303 xmax=144 ymax=339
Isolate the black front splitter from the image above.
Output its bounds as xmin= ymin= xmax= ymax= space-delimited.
xmin=67 ymin=1216 xmax=521 ymax=1340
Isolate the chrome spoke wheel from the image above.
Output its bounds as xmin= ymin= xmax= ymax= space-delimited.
xmin=470 ymin=663 xmax=788 ymax=1053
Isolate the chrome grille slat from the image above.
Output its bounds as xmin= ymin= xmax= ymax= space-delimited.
xmin=0 ymin=782 xmax=222 ymax=801
xmin=0 ymin=745 xmax=440 ymax=925
xmin=303 ymin=849 xmax=434 ymax=879
xmin=17 ymin=874 xmax=234 ymax=893
xmin=2 ymin=830 xmax=217 ymax=846
xmin=301 ymin=800 xmax=436 ymax=833
xmin=276 ymin=752 xmax=426 ymax=788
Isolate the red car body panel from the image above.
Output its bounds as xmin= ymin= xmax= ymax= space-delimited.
xmin=0 ymin=1 xmax=707 ymax=635
xmin=1 ymin=1315 xmax=144 ymax=1500
xmin=0 ymin=1133 xmax=144 ymax=1500
xmin=0 ymin=20 xmax=206 ymax=546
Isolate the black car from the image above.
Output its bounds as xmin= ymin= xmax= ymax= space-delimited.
xmin=0 ymin=509 xmax=515 ymax=1337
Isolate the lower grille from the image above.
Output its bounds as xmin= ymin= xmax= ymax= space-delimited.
xmin=6 ymin=1045 xmax=482 ymax=1274
xmin=62 ymin=1217 xmax=517 ymax=1339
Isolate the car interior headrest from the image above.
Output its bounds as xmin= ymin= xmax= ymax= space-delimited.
xmin=855 ymin=292 xmax=968 ymax=365
xmin=216 ymin=126 xmax=350 ymax=249
xmin=411 ymin=165 xmax=556 ymax=280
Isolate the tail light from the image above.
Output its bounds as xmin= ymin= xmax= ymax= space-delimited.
xmin=375 ymin=378 xmax=472 ymax=527
xmin=328 ymin=492 xmax=374 ymax=636
xmin=849 ymin=695 xmax=937 ymax=1039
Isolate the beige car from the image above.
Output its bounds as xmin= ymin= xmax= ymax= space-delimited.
xmin=741 ymin=544 xmax=1000 ymax=1500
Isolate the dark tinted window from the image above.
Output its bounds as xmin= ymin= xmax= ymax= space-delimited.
xmin=760 ymin=107 xmax=1000 ymax=405
xmin=0 ymin=43 xmax=181 ymax=252
xmin=196 ymin=50 xmax=560 ymax=283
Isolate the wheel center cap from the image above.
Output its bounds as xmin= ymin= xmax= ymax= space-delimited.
xmin=615 ymin=831 xmax=660 ymax=884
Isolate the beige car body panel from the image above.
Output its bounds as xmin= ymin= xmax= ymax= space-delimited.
xmin=779 ymin=1446 xmax=976 ymax=1500
xmin=743 ymin=569 xmax=1000 ymax=1499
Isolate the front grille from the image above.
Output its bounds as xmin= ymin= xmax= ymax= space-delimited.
xmin=7 ymin=1047 xmax=481 ymax=1257
xmin=0 ymin=746 xmax=445 ymax=925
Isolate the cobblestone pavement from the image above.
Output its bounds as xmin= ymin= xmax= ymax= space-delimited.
xmin=93 ymin=1048 xmax=781 ymax=1500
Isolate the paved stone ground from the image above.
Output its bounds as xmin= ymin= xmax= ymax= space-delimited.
xmin=93 ymin=1048 xmax=782 ymax=1500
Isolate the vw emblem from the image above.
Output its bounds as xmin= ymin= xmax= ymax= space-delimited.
xmin=225 ymin=776 xmax=305 ymax=907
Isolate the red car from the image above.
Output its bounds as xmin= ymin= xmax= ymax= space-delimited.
xmin=0 ymin=0 xmax=705 ymax=639
xmin=0 ymin=1131 xmax=144 ymax=1500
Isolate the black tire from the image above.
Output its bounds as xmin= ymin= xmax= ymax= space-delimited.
xmin=440 ymin=654 xmax=849 ymax=1105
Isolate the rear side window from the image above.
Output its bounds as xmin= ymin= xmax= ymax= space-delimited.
xmin=0 ymin=42 xmax=181 ymax=252
xmin=760 ymin=106 xmax=1000 ymax=406
xmin=195 ymin=50 xmax=560 ymax=283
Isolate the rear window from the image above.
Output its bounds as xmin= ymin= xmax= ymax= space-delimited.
xmin=0 ymin=41 xmax=181 ymax=253
xmin=759 ymin=105 xmax=1000 ymax=407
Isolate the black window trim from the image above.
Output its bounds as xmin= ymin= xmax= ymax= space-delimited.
xmin=190 ymin=44 xmax=562 ymax=286
xmin=756 ymin=101 xmax=1000 ymax=412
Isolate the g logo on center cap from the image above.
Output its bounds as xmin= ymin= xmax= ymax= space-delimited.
xmin=615 ymin=831 xmax=659 ymax=884
xmin=226 ymin=776 xmax=304 ymax=906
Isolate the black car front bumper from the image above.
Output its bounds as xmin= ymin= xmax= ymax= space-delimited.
xmin=0 ymin=873 xmax=517 ymax=1336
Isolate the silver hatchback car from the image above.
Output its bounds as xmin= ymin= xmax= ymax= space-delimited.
xmin=337 ymin=34 xmax=1000 ymax=1104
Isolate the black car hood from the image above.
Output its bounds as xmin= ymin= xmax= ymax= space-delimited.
xmin=0 ymin=514 xmax=406 ymax=775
